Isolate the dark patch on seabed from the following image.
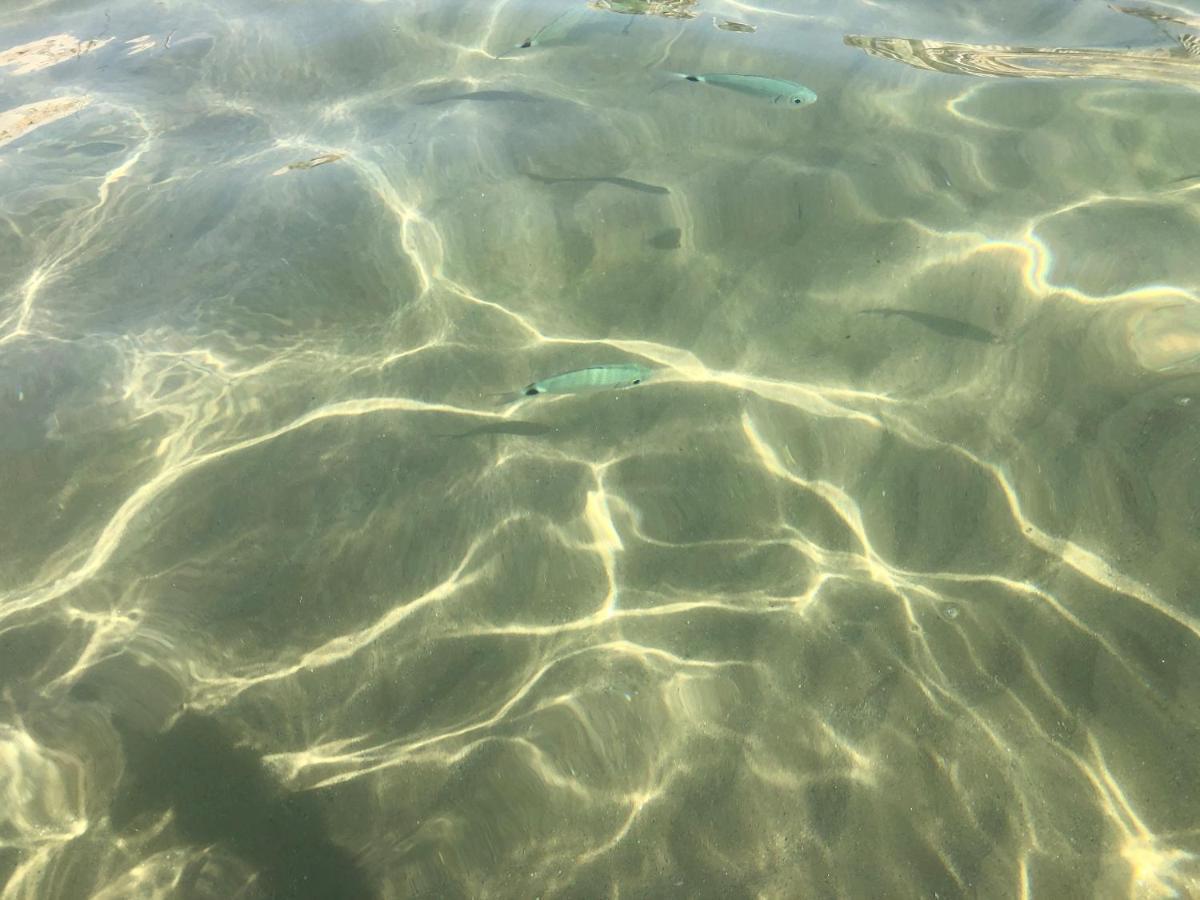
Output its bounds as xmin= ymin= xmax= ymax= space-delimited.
xmin=0 ymin=848 xmax=20 ymax=895
xmin=106 ymin=710 xmax=377 ymax=899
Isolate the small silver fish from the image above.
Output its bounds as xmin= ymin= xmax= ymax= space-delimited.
xmin=497 ymin=363 xmax=652 ymax=404
xmin=675 ymin=72 xmax=817 ymax=106
xmin=714 ymin=18 xmax=756 ymax=33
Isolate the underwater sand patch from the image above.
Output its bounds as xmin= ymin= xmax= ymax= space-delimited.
xmin=0 ymin=96 xmax=90 ymax=148
xmin=0 ymin=34 xmax=112 ymax=75
xmin=1127 ymin=302 xmax=1200 ymax=371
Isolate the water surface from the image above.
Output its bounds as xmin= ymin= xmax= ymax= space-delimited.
xmin=2 ymin=0 xmax=1200 ymax=897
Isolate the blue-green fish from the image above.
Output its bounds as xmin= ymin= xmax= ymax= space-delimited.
xmin=498 ymin=363 xmax=652 ymax=403
xmin=675 ymin=73 xmax=817 ymax=106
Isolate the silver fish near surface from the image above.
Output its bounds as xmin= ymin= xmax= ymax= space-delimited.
xmin=714 ymin=18 xmax=756 ymax=33
xmin=497 ymin=363 xmax=653 ymax=404
xmin=675 ymin=73 xmax=817 ymax=106
xmin=524 ymin=363 xmax=652 ymax=395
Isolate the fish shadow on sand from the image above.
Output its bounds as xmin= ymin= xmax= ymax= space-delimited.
xmin=105 ymin=709 xmax=376 ymax=900
xmin=520 ymin=170 xmax=671 ymax=196
xmin=415 ymin=89 xmax=545 ymax=105
xmin=439 ymin=418 xmax=557 ymax=439
xmin=858 ymin=308 xmax=1002 ymax=344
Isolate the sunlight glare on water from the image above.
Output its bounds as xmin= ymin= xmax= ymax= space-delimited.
xmin=2 ymin=0 xmax=1200 ymax=897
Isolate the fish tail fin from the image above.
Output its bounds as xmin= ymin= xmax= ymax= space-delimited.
xmin=648 ymin=73 xmax=689 ymax=96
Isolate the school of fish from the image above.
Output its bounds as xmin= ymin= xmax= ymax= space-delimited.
xmin=490 ymin=7 xmax=817 ymax=405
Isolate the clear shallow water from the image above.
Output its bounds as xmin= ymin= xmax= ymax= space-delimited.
xmin=2 ymin=0 xmax=1200 ymax=897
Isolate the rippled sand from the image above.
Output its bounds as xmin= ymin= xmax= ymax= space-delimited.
xmin=2 ymin=0 xmax=1199 ymax=898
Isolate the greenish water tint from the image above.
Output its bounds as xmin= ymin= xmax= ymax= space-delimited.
xmin=3 ymin=0 xmax=1200 ymax=897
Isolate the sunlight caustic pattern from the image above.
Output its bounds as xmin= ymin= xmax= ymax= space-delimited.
xmin=2 ymin=0 xmax=1200 ymax=897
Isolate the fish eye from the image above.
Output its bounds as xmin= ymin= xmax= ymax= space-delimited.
xmin=632 ymin=379 xmax=641 ymax=384
xmin=792 ymin=97 xmax=803 ymax=104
